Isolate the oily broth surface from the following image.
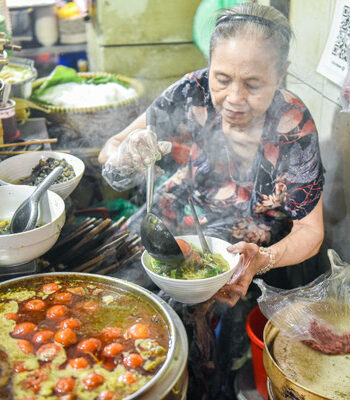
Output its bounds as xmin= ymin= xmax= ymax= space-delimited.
xmin=0 ymin=279 xmax=170 ymax=399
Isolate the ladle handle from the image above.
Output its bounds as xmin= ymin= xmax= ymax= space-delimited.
xmin=189 ymin=196 xmax=212 ymax=254
xmin=146 ymin=163 xmax=154 ymax=213
xmin=30 ymin=166 xmax=63 ymax=203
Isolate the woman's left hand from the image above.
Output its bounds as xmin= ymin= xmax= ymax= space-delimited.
xmin=214 ymin=241 xmax=268 ymax=307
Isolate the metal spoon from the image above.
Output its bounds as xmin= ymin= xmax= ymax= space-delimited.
xmin=140 ymin=162 xmax=184 ymax=264
xmin=188 ymin=196 xmax=212 ymax=254
xmin=10 ymin=166 xmax=63 ymax=234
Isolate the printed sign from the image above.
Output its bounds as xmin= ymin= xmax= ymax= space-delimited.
xmin=317 ymin=0 xmax=350 ymax=86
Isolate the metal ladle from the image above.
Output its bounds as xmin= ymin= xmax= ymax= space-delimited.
xmin=10 ymin=166 xmax=63 ymax=234
xmin=140 ymin=162 xmax=185 ymax=264
xmin=188 ymin=196 xmax=212 ymax=255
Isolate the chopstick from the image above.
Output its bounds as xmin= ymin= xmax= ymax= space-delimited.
xmin=0 ymin=138 xmax=58 ymax=149
xmin=0 ymin=150 xmax=71 ymax=155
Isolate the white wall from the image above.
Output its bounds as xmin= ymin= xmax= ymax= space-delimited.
xmin=286 ymin=0 xmax=350 ymax=261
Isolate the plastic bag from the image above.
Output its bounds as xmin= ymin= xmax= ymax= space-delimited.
xmin=101 ymin=129 xmax=172 ymax=192
xmin=254 ymin=249 xmax=350 ymax=354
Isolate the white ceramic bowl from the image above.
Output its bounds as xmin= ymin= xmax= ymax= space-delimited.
xmin=0 ymin=151 xmax=85 ymax=200
xmin=0 ymin=185 xmax=65 ymax=266
xmin=141 ymin=235 xmax=240 ymax=304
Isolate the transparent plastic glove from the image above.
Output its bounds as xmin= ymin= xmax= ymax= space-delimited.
xmin=102 ymin=128 xmax=172 ymax=192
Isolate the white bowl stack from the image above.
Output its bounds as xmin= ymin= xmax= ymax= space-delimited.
xmin=0 ymin=151 xmax=85 ymax=200
xmin=141 ymin=235 xmax=240 ymax=304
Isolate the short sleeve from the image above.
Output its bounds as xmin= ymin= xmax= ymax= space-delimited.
xmin=277 ymin=105 xmax=325 ymax=220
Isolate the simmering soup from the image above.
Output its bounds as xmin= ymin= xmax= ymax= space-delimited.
xmin=0 ymin=279 xmax=169 ymax=399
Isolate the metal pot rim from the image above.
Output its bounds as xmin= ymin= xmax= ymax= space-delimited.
xmin=0 ymin=271 xmax=188 ymax=399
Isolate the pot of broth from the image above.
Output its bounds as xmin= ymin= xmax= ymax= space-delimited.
xmin=0 ymin=272 xmax=188 ymax=399
xmin=263 ymin=320 xmax=350 ymax=400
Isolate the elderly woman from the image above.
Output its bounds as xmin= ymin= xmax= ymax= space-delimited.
xmin=99 ymin=3 xmax=326 ymax=398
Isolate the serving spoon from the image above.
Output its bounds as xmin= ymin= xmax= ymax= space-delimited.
xmin=188 ymin=196 xmax=212 ymax=255
xmin=10 ymin=166 xmax=63 ymax=234
xmin=140 ymin=162 xmax=185 ymax=264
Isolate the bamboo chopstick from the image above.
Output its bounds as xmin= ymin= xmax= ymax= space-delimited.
xmin=0 ymin=138 xmax=58 ymax=149
xmin=0 ymin=149 xmax=71 ymax=155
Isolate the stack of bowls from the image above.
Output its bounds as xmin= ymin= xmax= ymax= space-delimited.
xmin=0 ymin=151 xmax=85 ymax=200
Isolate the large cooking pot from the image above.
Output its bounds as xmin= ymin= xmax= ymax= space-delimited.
xmin=0 ymin=272 xmax=188 ymax=400
xmin=263 ymin=320 xmax=350 ymax=400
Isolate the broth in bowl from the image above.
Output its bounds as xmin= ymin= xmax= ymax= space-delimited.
xmin=149 ymin=239 xmax=230 ymax=279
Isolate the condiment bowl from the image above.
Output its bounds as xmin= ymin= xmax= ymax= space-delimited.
xmin=0 ymin=151 xmax=85 ymax=199
xmin=0 ymin=185 xmax=65 ymax=266
xmin=141 ymin=234 xmax=240 ymax=304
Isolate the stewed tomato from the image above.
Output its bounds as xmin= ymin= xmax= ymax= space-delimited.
xmin=46 ymin=305 xmax=68 ymax=319
xmin=54 ymin=377 xmax=75 ymax=394
xmin=17 ymin=340 xmax=34 ymax=354
xmin=59 ymin=318 xmax=81 ymax=330
xmin=25 ymin=299 xmax=45 ymax=311
xmin=82 ymin=373 xmax=104 ymax=390
xmin=32 ymin=330 xmax=54 ymax=344
xmin=77 ymin=338 xmax=101 ymax=354
xmin=68 ymin=357 xmax=89 ymax=369
xmin=54 ymin=328 xmax=77 ymax=347
xmin=42 ymin=283 xmax=60 ymax=293
xmin=53 ymin=292 xmax=73 ymax=305
xmin=102 ymin=342 xmax=124 ymax=357
xmin=123 ymin=353 xmax=144 ymax=368
xmin=12 ymin=322 xmax=36 ymax=337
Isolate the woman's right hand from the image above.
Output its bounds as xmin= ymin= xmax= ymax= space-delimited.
xmin=99 ymin=128 xmax=171 ymax=172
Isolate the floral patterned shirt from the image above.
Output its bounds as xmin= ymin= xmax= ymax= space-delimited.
xmin=145 ymin=68 xmax=324 ymax=246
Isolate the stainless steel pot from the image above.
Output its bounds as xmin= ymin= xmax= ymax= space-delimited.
xmin=263 ymin=320 xmax=350 ymax=400
xmin=6 ymin=57 xmax=37 ymax=99
xmin=0 ymin=272 xmax=188 ymax=400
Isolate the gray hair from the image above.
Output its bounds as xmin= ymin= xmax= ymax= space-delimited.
xmin=209 ymin=3 xmax=292 ymax=77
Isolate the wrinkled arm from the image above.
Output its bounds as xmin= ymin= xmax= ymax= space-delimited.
xmin=215 ymin=196 xmax=324 ymax=307
xmin=269 ymin=195 xmax=324 ymax=267
xmin=98 ymin=112 xmax=147 ymax=164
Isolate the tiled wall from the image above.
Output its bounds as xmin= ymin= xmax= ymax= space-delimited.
xmin=86 ymin=0 xmax=207 ymax=99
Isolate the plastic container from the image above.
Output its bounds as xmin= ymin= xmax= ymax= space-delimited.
xmin=0 ymin=99 xmax=19 ymax=143
xmin=246 ymin=305 xmax=268 ymax=399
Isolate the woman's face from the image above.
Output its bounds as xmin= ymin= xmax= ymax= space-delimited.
xmin=209 ymin=35 xmax=283 ymax=130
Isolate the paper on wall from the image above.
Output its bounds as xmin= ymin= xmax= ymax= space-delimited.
xmin=317 ymin=0 xmax=350 ymax=87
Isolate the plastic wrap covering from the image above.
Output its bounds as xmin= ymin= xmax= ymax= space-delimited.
xmin=101 ymin=129 xmax=171 ymax=192
xmin=255 ymin=249 xmax=350 ymax=354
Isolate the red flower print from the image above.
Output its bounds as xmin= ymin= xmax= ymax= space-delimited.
xmin=263 ymin=143 xmax=279 ymax=167
xmin=277 ymin=108 xmax=304 ymax=133
xmin=300 ymin=119 xmax=316 ymax=136
xmin=280 ymin=90 xmax=305 ymax=108
xmin=237 ymin=186 xmax=250 ymax=202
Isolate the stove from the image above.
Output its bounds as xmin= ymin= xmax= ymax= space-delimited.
xmin=0 ymin=259 xmax=38 ymax=281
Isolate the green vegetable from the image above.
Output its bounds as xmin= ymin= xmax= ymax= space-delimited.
xmin=31 ymin=66 xmax=129 ymax=105
xmin=149 ymin=243 xmax=230 ymax=280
